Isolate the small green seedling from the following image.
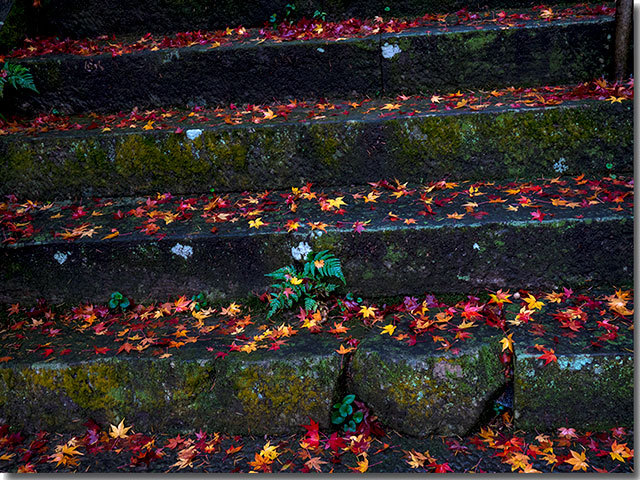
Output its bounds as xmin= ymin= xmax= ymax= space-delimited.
xmin=332 ymin=394 xmax=364 ymax=432
xmin=190 ymin=292 xmax=209 ymax=311
xmin=108 ymin=292 xmax=130 ymax=310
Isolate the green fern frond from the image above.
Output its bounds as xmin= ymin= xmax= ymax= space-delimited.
xmin=1 ymin=63 xmax=38 ymax=96
xmin=304 ymin=297 xmax=318 ymax=311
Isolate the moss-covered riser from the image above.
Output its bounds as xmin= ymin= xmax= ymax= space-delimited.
xmin=1 ymin=0 xmax=598 ymax=45
xmin=381 ymin=19 xmax=614 ymax=94
xmin=0 ymin=335 xmax=342 ymax=435
xmin=348 ymin=331 xmax=505 ymax=436
xmin=514 ymin=353 xmax=633 ymax=431
xmin=0 ymin=18 xmax=614 ymax=116
xmin=0 ymin=216 xmax=632 ymax=304
xmin=0 ymin=102 xmax=632 ymax=199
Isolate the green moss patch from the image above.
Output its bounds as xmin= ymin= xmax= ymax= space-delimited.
xmin=348 ymin=329 xmax=505 ymax=436
xmin=0 ymin=334 xmax=342 ymax=435
xmin=0 ymin=101 xmax=631 ymax=199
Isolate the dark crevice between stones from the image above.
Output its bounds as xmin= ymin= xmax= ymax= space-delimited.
xmin=464 ymin=305 xmax=515 ymax=436
xmin=463 ymin=382 xmax=513 ymax=437
xmin=327 ymin=349 xmax=358 ymax=432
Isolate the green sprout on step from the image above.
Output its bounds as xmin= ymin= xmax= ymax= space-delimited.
xmin=265 ymin=250 xmax=345 ymax=319
xmin=285 ymin=3 xmax=296 ymax=21
xmin=313 ymin=10 xmax=327 ymax=21
xmin=190 ymin=292 xmax=209 ymax=312
xmin=108 ymin=292 xmax=130 ymax=310
xmin=332 ymin=394 xmax=364 ymax=432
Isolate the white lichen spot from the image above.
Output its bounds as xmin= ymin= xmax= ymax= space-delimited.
xmin=291 ymin=241 xmax=312 ymax=261
xmin=317 ymin=47 xmax=325 ymax=53
xmin=381 ymin=42 xmax=402 ymax=59
xmin=557 ymin=354 xmax=593 ymax=370
xmin=162 ymin=49 xmax=180 ymax=63
xmin=473 ymin=243 xmax=480 ymax=250
xmin=553 ymin=157 xmax=568 ymax=173
xmin=54 ymin=251 xmax=69 ymax=265
xmin=186 ymin=129 xmax=203 ymax=140
xmin=171 ymin=243 xmax=193 ymax=259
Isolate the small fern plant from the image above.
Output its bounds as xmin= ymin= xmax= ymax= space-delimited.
xmin=0 ymin=62 xmax=38 ymax=99
xmin=265 ymin=250 xmax=345 ymax=318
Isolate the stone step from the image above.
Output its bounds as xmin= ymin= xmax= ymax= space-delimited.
xmin=0 ymin=288 xmax=632 ymax=438
xmin=0 ymin=88 xmax=632 ymax=199
xmin=511 ymin=289 xmax=634 ymax=431
xmin=0 ymin=176 xmax=632 ymax=304
xmin=2 ymin=0 xmax=601 ymax=40
xmin=0 ymin=8 xmax=615 ymax=115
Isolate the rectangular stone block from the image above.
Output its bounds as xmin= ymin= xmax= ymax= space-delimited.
xmin=512 ymin=290 xmax=634 ymax=431
xmin=349 ymin=322 xmax=506 ymax=436
xmin=0 ymin=334 xmax=342 ymax=435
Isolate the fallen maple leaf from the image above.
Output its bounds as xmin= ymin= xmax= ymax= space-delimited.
xmin=565 ymin=449 xmax=589 ymax=472
xmin=349 ymin=455 xmax=369 ymax=473
xmin=359 ymin=305 xmax=377 ymax=318
xmin=305 ymin=456 xmax=328 ymax=472
xmin=109 ymin=419 xmax=133 ymax=439
xmin=500 ymin=333 xmax=513 ymax=352
xmin=380 ymin=324 xmax=396 ymax=335
xmin=336 ymin=344 xmax=355 ymax=355
xmin=537 ymin=347 xmax=557 ymax=366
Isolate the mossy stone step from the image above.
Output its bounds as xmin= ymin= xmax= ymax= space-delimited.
xmin=1 ymin=16 xmax=614 ymax=115
xmin=0 ymin=333 xmax=342 ymax=435
xmin=348 ymin=326 xmax=505 ymax=436
xmin=1 ymin=100 xmax=632 ymax=199
xmin=511 ymin=296 xmax=634 ymax=431
xmin=0 ymin=177 xmax=632 ymax=303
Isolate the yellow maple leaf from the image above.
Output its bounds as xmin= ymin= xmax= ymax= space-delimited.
xmin=109 ymin=419 xmax=133 ymax=439
xmin=262 ymin=108 xmax=277 ymax=119
xmin=566 ymin=449 xmax=589 ymax=472
xmin=524 ymin=294 xmax=544 ymax=310
xmin=381 ymin=324 xmax=396 ymax=335
xmin=350 ymin=455 xmax=369 ymax=473
xmin=500 ymin=333 xmax=513 ymax=352
xmin=359 ymin=305 xmax=377 ymax=318
xmin=327 ymin=197 xmax=347 ymax=209
xmin=249 ymin=217 xmax=266 ymax=229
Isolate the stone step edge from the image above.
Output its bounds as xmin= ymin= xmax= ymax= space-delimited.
xmin=0 ymin=15 xmax=615 ymax=115
xmin=0 ymin=331 xmax=632 ymax=435
xmin=0 ymin=99 xmax=632 ymax=199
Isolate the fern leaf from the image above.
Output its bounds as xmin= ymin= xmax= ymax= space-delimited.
xmin=304 ymin=297 xmax=318 ymax=311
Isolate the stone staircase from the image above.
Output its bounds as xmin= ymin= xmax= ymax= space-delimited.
xmin=0 ymin=0 xmax=633 ymax=466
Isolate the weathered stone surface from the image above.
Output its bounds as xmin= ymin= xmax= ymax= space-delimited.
xmin=348 ymin=327 xmax=505 ymax=436
xmin=513 ymin=302 xmax=634 ymax=431
xmin=1 ymin=17 xmax=614 ymax=115
xmin=3 ymin=35 xmax=380 ymax=115
xmin=0 ymin=101 xmax=632 ymax=199
xmin=0 ymin=333 xmax=342 ymax=434
xmin=0 ymin=189 xmax=632 ymax=303
xmin=3 ymin=0 xmax=591 ymax=40
xmin=381 ymin=18 xmax=614 ymax=93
